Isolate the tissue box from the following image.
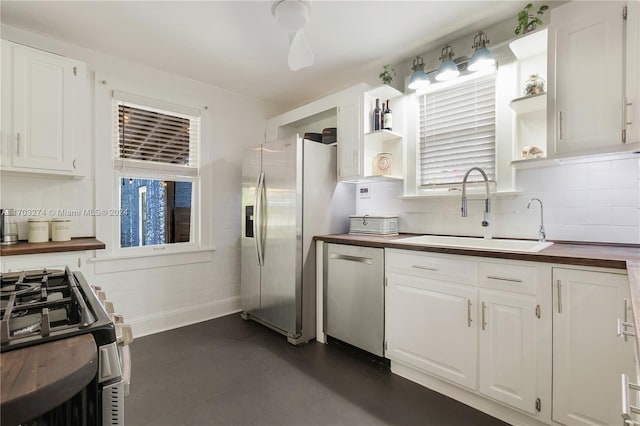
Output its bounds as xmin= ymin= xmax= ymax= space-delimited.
xmin=349 ymin=215 xmax=399 ymax=235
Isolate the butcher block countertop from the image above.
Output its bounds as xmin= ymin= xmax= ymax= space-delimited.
xmin=315 ymin=233 xmax=640 ymax=269
xmin=316 ymin=233 xmax=640 ymax=362
xmin=0 ymin=237 xmax=105 ymax=256
xmin=1 ymin=334 xmax=98 ymax=425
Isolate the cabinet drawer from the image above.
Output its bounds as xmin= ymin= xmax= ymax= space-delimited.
xmin=386 ymin=249 xmax=477 ymax=286
xmin=478 ymin=261 xmax=537 ymax=295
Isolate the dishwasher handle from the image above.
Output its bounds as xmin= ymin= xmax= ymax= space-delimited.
xmin=329 ymin=253 xmax=373 ymax=265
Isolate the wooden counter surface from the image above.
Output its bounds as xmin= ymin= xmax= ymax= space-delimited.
xmin=0 ymin=237 xmax=105 ymax=256
xmin=314 ymin=233 xmax=640 ymax=269
xmin=1 ymin=334 xmax=98 ymax=425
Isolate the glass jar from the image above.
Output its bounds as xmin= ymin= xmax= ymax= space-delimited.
xmin=524 ymin=74 xmax=545 ymax=96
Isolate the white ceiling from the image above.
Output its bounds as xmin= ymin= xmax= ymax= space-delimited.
xmin=0 ymin=1 xmax=525 ymax=109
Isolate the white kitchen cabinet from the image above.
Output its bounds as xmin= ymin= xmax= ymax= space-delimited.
xmin=386 ymin=271 xmax=477 ymax=389
xmin=548 ymin=1 xmax=627 ymax=156
xmin=626 ymin=1 xmax=640 ymax=145
xmin=1 ymin=40 xmax=87 ymax=176
xmin=552 ymin=267 xmax=635 ymax=426
xmin=336 ymin=94 xmax=363 ymax=180
xmin=478 ymin=289 xmax=538 ymax=414
xmin=385 ymin=249 xmax=551 ymax=423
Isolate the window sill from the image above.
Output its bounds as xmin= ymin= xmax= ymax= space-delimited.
xmin=399 ymin=190 xmax=521 ymax=200
xmin=89 ymin=246 xmax=216 ymax=274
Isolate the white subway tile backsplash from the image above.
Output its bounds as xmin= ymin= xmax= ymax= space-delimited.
xmin=361 ymin=156 xmax=640 ymax=244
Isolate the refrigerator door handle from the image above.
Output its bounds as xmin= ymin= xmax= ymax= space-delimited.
xmin=254 ymin=172 xmax=265 ymax=266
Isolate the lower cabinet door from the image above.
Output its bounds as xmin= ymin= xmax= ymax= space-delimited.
xmin=478 ymin=290 xmax=537 ymax=414
xmin=386 ymin=272 xmax=477 ymax=389
xmin=553 ymin=268 xmax=635 ymax=426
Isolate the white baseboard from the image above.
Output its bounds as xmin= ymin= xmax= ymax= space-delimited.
xmin=391 ymin=360 xmax=551 ymax=426
xmin=128 ymin=296 xmax=241 ymax=338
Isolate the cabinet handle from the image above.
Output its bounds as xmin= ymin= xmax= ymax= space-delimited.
xmin=73 ymin=159 xmax=77 ymax=169
xmin=329 ymin=253 xmax=372 ymax=265
xmin=481 ymin=302 xmax=487 ymax=330
xmin=412 ymin=265 xmax=438 ymax=272
xmin=467 ymin=299 xmax=472 ymax=327
xmin=618 ymin=318 xmax=635 ymax=340
xmin=621 ymin=374 xmax=640 ymax=424
xmin=16 ymin=132 xmax=20 ymax=157
xmin=486 ymin=275 xmax=523 ymax=283
xmin=557 ymin=280 xmax=562 ymax=314
xmin=558 ymin=111 xmax=563 ymax=140
xmin=624 ymin=98 xmax=633 ymax=126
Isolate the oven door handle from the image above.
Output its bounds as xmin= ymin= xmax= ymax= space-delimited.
xmin=119 ymin=344 xmax=132 ymax=397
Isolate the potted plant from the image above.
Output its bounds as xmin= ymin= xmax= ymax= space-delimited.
xmin=379 ymin=64 xmax=396 ymax=85
xmin=515 ymin=3 xmax=549 ymax=35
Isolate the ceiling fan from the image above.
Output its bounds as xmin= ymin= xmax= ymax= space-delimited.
xmin=271 ymin=0 xmax=314 ymax=71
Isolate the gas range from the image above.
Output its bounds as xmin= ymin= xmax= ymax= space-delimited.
xmin=0 ymin=268 xmax=131 ymax=426
xmin=0 ymin=267 xmax=114 ymax=352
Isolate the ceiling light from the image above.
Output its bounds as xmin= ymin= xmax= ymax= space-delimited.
xmin=468 ymin=31 xmax=496 ymax=72
xmin=435 ymin=45 xmax=459 ymax=82
xmin=408 ymin=56 xmax=430 ymax=90
xmin=272 ymin=0 xmax=309 ymax=32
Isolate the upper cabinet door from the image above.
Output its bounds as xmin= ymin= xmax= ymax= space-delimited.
xmin=337 ymin=95 xmax=363 ymax=181
xmin=550 ymin=1 xmax=625 ymax=155
xmin=4 ymin=41 xmax=85 ymax=172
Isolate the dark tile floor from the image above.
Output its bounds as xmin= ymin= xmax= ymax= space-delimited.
xmin=125 ymin=314 xmax=509 ymax=426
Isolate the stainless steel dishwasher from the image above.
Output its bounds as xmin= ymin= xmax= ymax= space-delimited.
xmin=324 ymin=243 xmax=384 ymax=356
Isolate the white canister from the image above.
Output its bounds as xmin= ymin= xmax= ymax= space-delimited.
xmin=51 ymin=218 xmax=71 ymax=242
xmin=28 ymin=219 xmax=49 ymax=243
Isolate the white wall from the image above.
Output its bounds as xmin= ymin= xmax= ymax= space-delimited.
xmin=357 ymin=157 xmax=640 ymax=244
xmin=0 ymin=24 xmax=283 ymax=336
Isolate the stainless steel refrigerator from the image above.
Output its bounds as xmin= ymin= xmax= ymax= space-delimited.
xmin=240 ymin=136 xmax=353 ymax=344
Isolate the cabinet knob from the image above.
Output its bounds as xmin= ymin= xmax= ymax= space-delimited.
xmin=73 ymin=159 xmax=77 ymax=169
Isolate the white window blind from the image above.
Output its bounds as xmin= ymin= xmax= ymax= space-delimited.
xmin=112 ymin=95 xmax=200 ymax=169
xmin=419 ymin=73 xmax=496 ymax=186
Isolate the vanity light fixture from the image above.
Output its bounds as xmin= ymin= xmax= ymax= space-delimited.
xmin=468 ymin=31 xmax=496 ymax=72
xmin=411 ymin=30 xmax=495 ymax=86
xmin=435 ymin=45 xmax=459 ymax=81
xmin=408 ymin=56 xmax=430 ymax=90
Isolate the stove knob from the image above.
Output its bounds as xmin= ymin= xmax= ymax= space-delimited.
xmin=110 ymin=313 xmax=124 ymax=325
xmin=91 ymin=285 xmax=102 ymax=293
xmin=96 ymin=290 xmax=107 ymax=302
xmin=116 ymin=323 xmax=134 ymax=346
xmin=103 ymin=300 xmax=115 ymax=314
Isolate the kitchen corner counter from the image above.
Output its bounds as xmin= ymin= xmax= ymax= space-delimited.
xmin=315 ymin=233 xmax=640 ymax=363
xmin=0 ymin=334 xmax=98 ymax=425
xmin=0 ymin=237 xmax=105 ymax=256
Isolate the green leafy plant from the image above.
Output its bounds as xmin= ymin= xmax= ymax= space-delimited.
xmin=379 ymin=64 xmax=396 ymax=85
xmin=515 ymin=3 xmax=549 ymax=35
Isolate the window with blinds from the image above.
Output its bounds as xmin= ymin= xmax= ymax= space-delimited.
xmin=419 ymin=73 xmax=496 ymax=187
xmin=113 ymin=93 xmax=200 ymax=170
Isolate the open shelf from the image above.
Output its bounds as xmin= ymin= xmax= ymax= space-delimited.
xmin=509 ymin=28 xmax=548 ymax=60
xmin=364 ymin=129 xmax=403 ymax=143
xmin=509 ymin=92 xmax=547 ymax=114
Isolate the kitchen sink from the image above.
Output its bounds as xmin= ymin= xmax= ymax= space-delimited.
xmin=395 ymin=235 xmax=553 ymax=253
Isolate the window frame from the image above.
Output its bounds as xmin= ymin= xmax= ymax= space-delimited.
xmin=403 ymin=55 xmax=517 ymax=198
xmin=417 ymin=69 xmax=497 ymax=189
xmin=110 ymin=91 xmax=201 ymax=256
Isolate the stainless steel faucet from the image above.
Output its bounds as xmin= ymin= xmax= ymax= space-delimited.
xmin=461 ymin=167 xmax=491 ymax=229
xmin=527 ymin=197 xmax=546 ymax=242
